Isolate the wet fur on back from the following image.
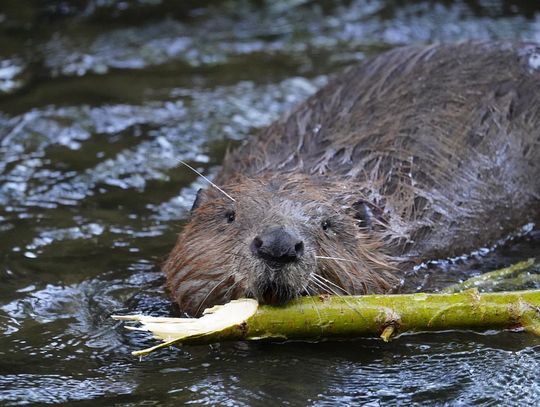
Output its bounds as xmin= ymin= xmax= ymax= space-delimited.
xmin=166 ymin=41 xmax=540 ymax=315
xmin=221 ymin=41 xmax=540 ymax=259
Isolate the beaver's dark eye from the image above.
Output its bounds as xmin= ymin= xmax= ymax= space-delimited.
xmin=225 ymin=210 xmax=236 ymax=223
xmin=321 ymin=220 xmax=331 ymax=231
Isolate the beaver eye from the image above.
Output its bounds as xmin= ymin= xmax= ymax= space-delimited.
xmin=225 ymin=210 xmax=236 ymax=223
xmin=321 ymin=220 xmax=331 ymax=231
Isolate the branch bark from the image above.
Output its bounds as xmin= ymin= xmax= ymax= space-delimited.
xmin=114 ymin=289 xmax=540 ymax=356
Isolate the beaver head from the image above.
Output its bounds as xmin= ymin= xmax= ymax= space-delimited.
xmin=164 ymin=173 xmax=397 ymax=316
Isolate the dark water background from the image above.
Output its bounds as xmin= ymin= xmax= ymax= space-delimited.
xmin=1 ymin=1 xmax=540 ymax=405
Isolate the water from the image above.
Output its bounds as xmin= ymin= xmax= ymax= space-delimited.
xmin=1 ymin=1 xmax=540 ymax=405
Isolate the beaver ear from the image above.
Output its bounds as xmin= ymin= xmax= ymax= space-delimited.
xmin=190 ymin=188 xmax=207 ymax=212
xmin=350 ymin=200 xmax=373 ymax=230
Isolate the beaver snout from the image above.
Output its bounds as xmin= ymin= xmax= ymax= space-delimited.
xmin=250 ymin=226 xmax=304 ymax=265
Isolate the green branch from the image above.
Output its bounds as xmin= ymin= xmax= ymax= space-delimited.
xmin=114 ymin=289 xmax=540 ymax=356
xmin=442 ymin=259 xmax=536 ymax=293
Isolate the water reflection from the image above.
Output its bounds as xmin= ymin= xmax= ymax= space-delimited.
xmin=0 ymin=0 xmax=539 ymax=405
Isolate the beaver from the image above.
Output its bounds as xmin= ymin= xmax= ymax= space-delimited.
xmin=164 ymin=41 xmax=540 ymax=316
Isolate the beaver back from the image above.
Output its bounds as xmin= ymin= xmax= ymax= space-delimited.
xmin=220 ymin=41 xmax=540 ymax=260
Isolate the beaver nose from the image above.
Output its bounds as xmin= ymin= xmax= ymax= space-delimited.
xmin=251 ymin=226 xmax=304 ymax=264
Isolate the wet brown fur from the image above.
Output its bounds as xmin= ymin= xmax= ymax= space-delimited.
xmin=165 ymin=42 xmax=540 ymax=316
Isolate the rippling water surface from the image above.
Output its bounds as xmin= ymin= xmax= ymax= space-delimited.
xmin=1 ymin=1 xmax=540 ymax=405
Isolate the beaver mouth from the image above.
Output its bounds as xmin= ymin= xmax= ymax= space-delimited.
xmin=252 ymin=256 xmax=312 ymax=306
xmin=256 ymin=281 xmax=296 ymax=306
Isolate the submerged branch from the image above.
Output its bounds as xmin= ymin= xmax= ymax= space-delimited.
xmin=442 ymin=258 xmax=536 ymax=293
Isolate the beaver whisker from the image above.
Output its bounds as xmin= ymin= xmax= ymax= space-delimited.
xmin=308 ymin=274 xmax=337 ymax=296
xmin=315 ymin=255 xmax=357 ymax=293
xmin=311 ymin=272 xmax=351 ymax=296
xmin=301 ymin=283 xmax=314 ymax=296
xmin=194 ymin=272 xmax=237 ymax=316
xmin=302 ymin=283 xmax=324 ymax=328
xmin=310 ymin=274 xmax=348 ymax=297
xmin=178 ymin=159 xmax=235 ymax=202
xmin=310 ymin=273 xmax=366 ymax=317
xmin=222 ymin=279 xmax=242 ymax=300
xmin=315 ymin=255 xmax=363 ymax=264
xmin=222 ymin=257 xmax=247 ymax=299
